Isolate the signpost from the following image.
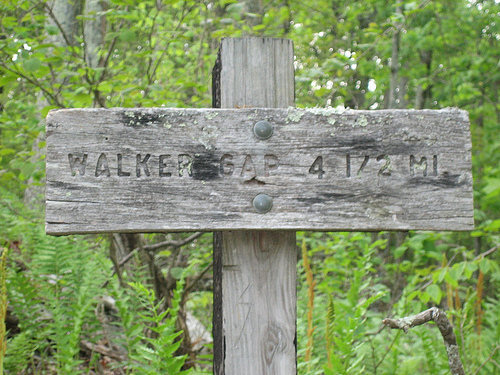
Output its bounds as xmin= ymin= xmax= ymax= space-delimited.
xmin=46 ymin=107 xmax=473 ymax=233
xmin=45 ymin=38 xmax=474 ymax=374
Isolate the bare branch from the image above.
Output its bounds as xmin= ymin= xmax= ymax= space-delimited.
xmin=103 ymin=232 xmax=205 ymax=286
xmin=183 ymin=261 xmax=213 ymax=300
xmin=80 ymin=339 xmax=126 ymax=362
xmin=143 ymin=232 xmax=204 ymax=252
xmin=474 ymin=246 xmax=498 ymax=261
xmin=383 ymin=307 xmax=465 ymax=375
xmin=473 ymin=345 xmax=500 ymax=375
xmin=0 ymin=62 xmax=64 ymax=107
xmin=42 ymin=2 xmax=78 ymax=53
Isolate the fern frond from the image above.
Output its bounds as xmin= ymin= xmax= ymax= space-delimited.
xmin=326 ymin=295 xmax=335 ymax=369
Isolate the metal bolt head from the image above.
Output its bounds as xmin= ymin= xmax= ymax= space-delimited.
xmin=253 ymin=193 xmax=273 ymax=213
xmin=253 ymin=120 xmax=273 ymax=140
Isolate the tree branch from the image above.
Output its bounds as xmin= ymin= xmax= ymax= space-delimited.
xmin=474 ymin=245 xmax=498 ymax=261
xmin=383 ymin=307 xmax=465 ymax=375
xmin=183 ymin=261 xmax=213 ymax=300
xmin=473 ymin=345 xmax=500 ymax=375
xmin=42 ymin=2 xmax=79 ymax=55
xmin=0 ymin=62 xmax=64 ymax=107
xmin=143 ymin=232 xmax=204 ymax=252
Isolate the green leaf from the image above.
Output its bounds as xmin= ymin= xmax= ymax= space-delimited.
xmin=419 ymin=291 xmax=430 ymax=304
xmin=479 ymin=258 xmax=491 ymax=274
xmin=394 ymin=245 xmax=407 ymax=259
xmin=0 ymin=74 xmax=17 ymax=86
xmin=0 ymin=148 xmax=15 ymax=157
xmin=483 ymin=178 xmax=500 ymax=195
xmin=314 ymin=87 xmax=330 ymax=97
xmin=46 ymin=25 xmax=59 ymax=35
xmin=23 ymin=58 xmax=41 ymax=72
xmin=158 ymin=250 xmax=172 ymax=257
xmin=170 ymin=267 xmax=184 ymax=280
xmin=465 ymin=262 xmax=478 ymax=279
xmin=444 ymin=271 xmax=458 ymax=288
xmin=484 ymin=219 xmax=500 ymax=232
xmin=425 ymin=284 xmax=442 ymax=304
xmin=42 ymin=105 xmax=59 ymax=118
xmin=407 ymin=290 xmax=419 ymax=301
xmin=119 ymin=29 xmax=137 ymax=42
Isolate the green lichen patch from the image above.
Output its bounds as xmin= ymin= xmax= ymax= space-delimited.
xmin=286 ymin=108 xmax=305 ymax=123
xmin=353 ymin=115 xmax=368 ymax=127
xmin=205 ymin=111 xmax=219 ymax=120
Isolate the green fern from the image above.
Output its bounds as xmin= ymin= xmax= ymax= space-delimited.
xmin=113 ymin=278 xmax=190 ymax=374
xmin=418 ymin=327 xmax=439 ymax=374
xmin=129 ymin=280 xmax=189 ymax=374
xmin=325 ymin=295 xmax=335 ymax=370
xmin=9 ymin=225 xmax=106 ymax=374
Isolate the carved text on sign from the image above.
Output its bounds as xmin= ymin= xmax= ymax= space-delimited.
xmin=68 ymin=152 xmax=440 ymax=179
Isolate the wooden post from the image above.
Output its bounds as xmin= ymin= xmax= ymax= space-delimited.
xmin=212 ymin=38 xmax=297 ymax=374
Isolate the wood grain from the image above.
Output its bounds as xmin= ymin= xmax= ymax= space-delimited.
xmin=46 ymin=106 xmax=474 ymax=234
xmin=212 ymin=37 xmax=297 ymax=375
xmin=215 ymin=231 xmax=297 ymax=374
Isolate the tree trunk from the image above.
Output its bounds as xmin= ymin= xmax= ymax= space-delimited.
xmin=84 ymin=0 xmax=107 ymax=71
xmin=388 ymin=6 xmax=402 ymax=109
xmin=243 ymin=0 xmax=263 ymax=28
xmin=25 ymin=0 xmax=82 ymax=208
xmin=46 ymin=0 xmax=82 ymax=46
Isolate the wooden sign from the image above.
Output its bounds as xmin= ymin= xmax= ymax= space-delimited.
xmin=45 ymin=107 xmax=473 ymax=234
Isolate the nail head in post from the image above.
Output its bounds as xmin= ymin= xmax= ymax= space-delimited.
xmin=253 ymin=193 xmax=273 ymax=214
xmin=253 ymin=120 xmax=273 ymax=140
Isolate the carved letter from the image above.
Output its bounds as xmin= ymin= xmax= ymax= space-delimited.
xmin=220 ymin=154 xmax=234 ymax=176
xmin=376 ymin=155 xmax=391 ymax=176
xmin=68 ymin=153 xmax=87 ymax=176
xmin=309 ymin=156 xmax=325 ymax=179
xmin=264 ymin=154 xmax=279 ymax=176
xmin=240 ymin=155 xmax=256 ymax=178
xmin=117 ymin=154 xmax=130 ymax=176
xmin=357 ymin=156 xmax=369 ymax=176
xmin=136 ymin=154 xmax=151 ymax=177
xmin=410 ymin=155 xmax=427 ymax=176
xmin=346 ymin=155 xmax=369 ymax=177
xmin=159 ymin=154 xmax=172 ymax=177
xmin=95 ymin=153 xmax=110 ymax=177
xmin=433 ymin=155 xmax=438 ymax=176
xmin=178 ymin=154 xmax=193 ymax=177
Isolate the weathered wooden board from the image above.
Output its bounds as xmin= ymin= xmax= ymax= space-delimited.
xmin=212 ymin=37 xmax=297 ymax=375
xmin=45 ymin=107 xmax=473 ymax=234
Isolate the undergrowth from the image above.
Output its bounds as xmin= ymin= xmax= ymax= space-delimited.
xmin=1 ymin=189 xmax=190 ymax=374
xmin=296 ymin=231 xmax=500 ymax=375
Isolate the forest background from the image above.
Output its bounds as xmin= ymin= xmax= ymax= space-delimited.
xmin=0 ymin=0 xmax=499 ymax=374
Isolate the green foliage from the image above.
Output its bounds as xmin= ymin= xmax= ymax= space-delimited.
xmin=298 ymin=232 xmax=389 ymax=374
xmin=116 ymin=280 xmax=190 ymax=374
xmin=1 ymin=191 xmax=107 ymax=373
xmin=297 ymin=229 xmax=499 ymax=374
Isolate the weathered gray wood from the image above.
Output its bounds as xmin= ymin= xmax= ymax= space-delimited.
xmin=214 ymin=231 xmax=297 ymax=374
xmin=212 ymin=37 xmax=297 ymax=375
xmin=46 ymin=106 xmax=474 ymax=234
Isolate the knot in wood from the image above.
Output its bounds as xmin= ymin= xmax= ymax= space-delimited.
xmin=262 ymin=322 xmax=287 ymax=364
